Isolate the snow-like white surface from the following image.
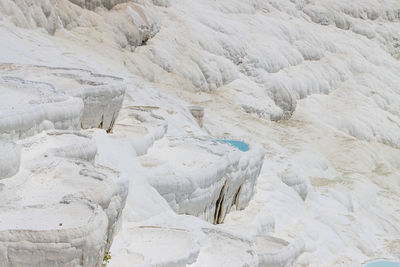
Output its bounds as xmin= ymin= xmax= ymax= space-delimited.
xmin=0 ymin=76 xmax=83 ymax=140
xmin=0 ymin=139 xmax=20 ymax=179
xmin=141 ymin=137 xmax=220 ymax=174
xmin=113 ymin=226 xmax=200 ymax=267
xmin=0 ymin=129 xmax=128 ymax=266
xmin=0 ymin=0 xmax=400 ymax=266
xmin=0 ymin=201 xmax=97 ymax=231
xmin=0 ymin=201 xmax=109 ymax=267
xmin=44 ymin=131 xmax=98 ymax=162
xmin=189 ymin=228 xmax=259 ymax=267
xmin=146 ymin=138 xmax=264 ymax=223
xmin=0 ymin=64 xmax=126 ymax=132
xmin=255 ymin=236 xmax=305 ymax=267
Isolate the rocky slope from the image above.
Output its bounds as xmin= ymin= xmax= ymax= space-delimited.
xmin=0 ymin=0 xmax=400 ymax=266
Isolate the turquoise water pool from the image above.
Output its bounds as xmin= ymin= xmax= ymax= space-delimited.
xmin=216 ymin=139 xmax=249 ymax=152
xmin=365 ymin=261 xmax=400 ymax=267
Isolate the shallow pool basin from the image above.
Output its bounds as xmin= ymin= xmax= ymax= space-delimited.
xmin=365 ymin=261 xmax=400 ymax=267
xmin=215 ymin=139 xmax=249 ymax=152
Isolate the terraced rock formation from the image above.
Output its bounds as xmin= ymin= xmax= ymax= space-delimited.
xmin=0 ymin=64 xmax=126 ymax=132
xmin=146 ymin=137 xmax=265 ymax=224
xmin=0 ymin=65 xmax=128 ymax=266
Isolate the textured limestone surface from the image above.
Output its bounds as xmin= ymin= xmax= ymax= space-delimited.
xmin=0 ymin=63 xmax=128 ymax=266
xmin=0 ymin=64 xmax=126 ymax=132
xmin=0 ymin=76 xmax=83 ymax=140
xmin=1 ymin=0 xmax=400 ymax=266
xmin=0 ymin=130 xmax=128 ymax=266
xmin=149 ymin=140 xmax=265 ymax=224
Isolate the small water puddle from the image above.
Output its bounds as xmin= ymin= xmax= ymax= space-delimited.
xmin=215 ymin=139 xmax=249 ymax=152
xmin=365 ymin=261 xmax=400 ymax=267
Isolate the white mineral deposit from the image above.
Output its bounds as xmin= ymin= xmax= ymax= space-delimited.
xmin=0 ymin=0 xmax=399 ymax=266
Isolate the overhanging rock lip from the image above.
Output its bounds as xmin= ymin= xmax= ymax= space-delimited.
xmin=0 ymin=63 xmax=127 ymax=133
xmin=148 ymin=139 xmax=265 ymax=224
xmin=0 ymin=76 xmax=84 ymax=140
xmin=0 ymin=200 xmax=107 ymax=238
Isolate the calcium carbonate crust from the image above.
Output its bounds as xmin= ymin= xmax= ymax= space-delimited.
xmin=0 ymin=76 xmax=83 ymax=140
xmin=0 ymin=64 xmax=127 ymax=133
xmin=0 ymin=0 xmax=160 ymax=48
xmin=0 ymin=131 xmax=128 ymax=266
xmin=0 ymin=201 xmax=109 ymax=267
xmin=0 ymin=140 xmax=20 ymax=179
xmin=255 ymin=235 xmax=305 ymax=267
xmin=0 ymin=67 xmax=127 ymax=266
xmin=149 ymin=144 xmax=265 ymax=224
xmin=44 ymin=131 xmax=98 ymax=162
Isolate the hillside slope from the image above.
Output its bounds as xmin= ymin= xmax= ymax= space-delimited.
xmin=0 ymin=0 xmax=400 ymax=266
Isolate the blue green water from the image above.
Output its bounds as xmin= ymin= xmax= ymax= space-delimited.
xmin=215 ymin=139 xmax=249 ymax=152
xmin=365 ymin=261 xmax=400 ymax=267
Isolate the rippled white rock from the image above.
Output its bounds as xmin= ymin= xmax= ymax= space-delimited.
xmin=0 ymin=201 xmax=109 ymax=267
xmin=0 ymin=129 xmax=127 ymax=265
xmin=149 ymin=140 xmax=265 ymax=224
xmin=0 ymin=64 xmax=126 ymax=132
xmin=255 ymin=235 xmax=305 ymax=267
xmin=0 ymin=76 xmax=83 ymax=140
xmin=0 ymin=0 xmax=160 ymax=47
xmin=0 ymin=140 xmax=20 ymax=179
xmin=0 ymin=0 xmax=400 ymax=265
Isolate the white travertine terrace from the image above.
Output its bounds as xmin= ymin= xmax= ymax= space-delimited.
xmin=0 ymin=140 xmax=20 ymax=179
xmin=188 ymin=228 xmax=260 ymax=266
xmin=0 ymin=76 xmax=83 ymax=140
xmin=0 ymin=201 xmax=109 ymax=267
xmin=0 ymin=0 xmax=160 ymax=47
xmin=255 ymin=236 xmax=305 ymax=267
xmin=44 ymin=131 xmax=98 ymax=162
xmin=115 ymin=105 xmax=265 ymax=225
xmin=0 ymin=62 xmax=129 ymax=265
xmin=147 ymin=138 xmax=265 ymax=224
xmin=110 ymin=226 xmax=200 ymax=266
xmin=0 ymin=82 xmax=128 ymax=267
xmin=4 ymin=0 xmax=399 ymax=265
xmin=113 ymin=106 xmax=168 ymax=155
xmin=0 ymin=131 xmax=128 ymax=266
xmin=0 ymin=64 xmax=126 ymax=133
